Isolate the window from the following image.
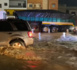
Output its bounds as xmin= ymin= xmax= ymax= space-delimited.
xmin=0 ymin=4 xmax=2 ymax=8
xmin=35 ymin=3 xmax=41 ymax=8
xmin=28 ymin=3 xmax=34 ymax=8
xmin=4 ymin=3 xmax=8 ymax=6
xmin=9 ymin=0 xmax=27 ymax=8
xmin=29 ymin=4 xmax=33 ymax=7
xmin=23 ymin=1 xmax=26 ymax=7
xmin=11 ymin=20 xmax=29 ymax=31
xmin=18 ymin=3 xmax=21 ymax=6
xmin=52 ymin=4 xmax=56 ymax=8
xmin=0 ymin=20 xmax=13 ymax=31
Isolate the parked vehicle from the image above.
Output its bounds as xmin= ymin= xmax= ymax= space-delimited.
xmin=69 ymin=26 xmax=74 ymax=32
xmin=73 ymin=26 xmax=77 ymax=34
xmin=0 ymin=18 xmax=33 ymax=48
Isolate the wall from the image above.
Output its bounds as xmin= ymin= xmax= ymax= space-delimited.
xmin=27 ymin=0 xmax=58 ymax=10
xmin=48 ymin=0 xmax=58 ymax=10
xmin=42 ymin=0 xmax=48 ymax=9
xmin=27 ymin=0 xmax=42 ymax=3
xmin=58 ymin=4 xmax=67 ymax=13
xmin=67 ymin=7 xmax=77 ymax=15
xmin=0 ymin=0 xmax=9 ymax=10
xmin=27 ymin=0 xmax=42 ymax=9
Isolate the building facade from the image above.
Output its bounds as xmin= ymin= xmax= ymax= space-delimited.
xmin=27 ymin=0 xmax=58 ymax=10
xmin=0 ymin=0 xmax=27 ymax=15
xmin=15 ymin=10 xmax=74 ymax=32
xmin=58 ymin=4 xmax=77 ymax=25
xmin=0 ymin=0 xmax=58 ymax=15
xmin=59 ymin=4 xmax=77 ymax=16
xmin=58 ymin=4 xmax=67 ymax=13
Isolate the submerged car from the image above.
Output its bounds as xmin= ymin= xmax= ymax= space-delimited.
xmin=0 ymin=18 xmax=33 ymax=48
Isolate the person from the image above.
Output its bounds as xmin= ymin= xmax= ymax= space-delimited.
xmin=43 ymin=27 xmax=48 ymax=32
xmin=73 ymin=28 xmax=76 ymax=34
xmin=34 ymin=25 xmax=39 ymax=32
xmin=55 ymin=28 xmax=58 ymax=32
xmin=66 ymin=29 xmax=69 ymax=33
xmin=52 ymin=27 xmax=56 ymax=32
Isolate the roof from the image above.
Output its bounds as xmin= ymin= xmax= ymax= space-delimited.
xmin=14 ymin=10 xmax=71 ymax=22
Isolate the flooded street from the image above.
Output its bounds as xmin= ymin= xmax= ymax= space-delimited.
xmin=0 ymin=32 xmax=77 ymax=70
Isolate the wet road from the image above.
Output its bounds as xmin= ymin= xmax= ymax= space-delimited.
xmin=0 ymin=32 xmax=77 ymax=70
xmin=0 ymin=49 xmax=76 ymax=70
xmin=33 ymin=32 xmax=63 ymax=40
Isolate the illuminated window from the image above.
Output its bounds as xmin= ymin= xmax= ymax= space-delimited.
xmin=52 ymin=4 xmax=56 ymax=8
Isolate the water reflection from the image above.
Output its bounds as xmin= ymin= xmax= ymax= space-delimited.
xmin=24 ymin=50 xmax=42 ymax=69
xmin=27 ymin=61 xmax=41 ymax=68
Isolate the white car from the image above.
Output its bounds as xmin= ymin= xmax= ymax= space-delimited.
xmin=0 ymin=18 xmax=34 ymax=48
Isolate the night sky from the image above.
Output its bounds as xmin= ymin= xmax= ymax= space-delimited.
xmin=59 ymin=0 xmax=77 ymax=6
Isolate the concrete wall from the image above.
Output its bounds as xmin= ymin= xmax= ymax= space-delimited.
xmin=42 ymin=0 xmax=48 ymax=9
xmin=0 ymin=0 xmax=27 ymax=10
xmin=0 ymin=0 xmax=9 ymax=10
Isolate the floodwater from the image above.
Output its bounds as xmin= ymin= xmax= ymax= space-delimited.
xmin=0 ymin=32 xmax=77 ymax=70
xmin=0 ymin=51 xmax=75 ymax=70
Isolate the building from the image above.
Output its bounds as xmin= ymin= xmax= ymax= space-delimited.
xmin=67 ymin=7 xmax=77 ymax=25
xmin=58 ymin=4 xmax=66 ymax=13
xmin=0 ymin=0 xmax=58 ymax=15
xmin=58 ymin=4 xmax=77 ymax=25
xmin=27 ymin=0 xmax=58 ymax=10
xmin=59 ymin=4 xmax=77 ymax=15
xmin=15 ymin=10 xmax=74 ymax=32
xmin=0 ymin=0 xmax=27 ymax=15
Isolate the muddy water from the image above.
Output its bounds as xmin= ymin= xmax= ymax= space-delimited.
xmin=0 ymin=50 xmax=76 ymax=70
xmin=0 ymin=32 xmax=77 ymax=70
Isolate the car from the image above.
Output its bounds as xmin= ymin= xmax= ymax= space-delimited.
xmin=73 ymin=26 xmax=77 ymax=34
xmin=0 ymin=18 xmax=33 ymax=48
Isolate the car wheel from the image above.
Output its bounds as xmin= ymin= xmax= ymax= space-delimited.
xmin=10 ymin=40 xmax=25 ymax=48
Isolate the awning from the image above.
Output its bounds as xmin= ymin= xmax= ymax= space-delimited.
xmin=14 ymin=10 xmax=71 ymax=22
xmin=42 ymin=22 xmax=74 ymax=26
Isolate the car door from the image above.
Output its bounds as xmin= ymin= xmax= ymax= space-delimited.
xmin=0 ymin=20 xmax=13 ymax=45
